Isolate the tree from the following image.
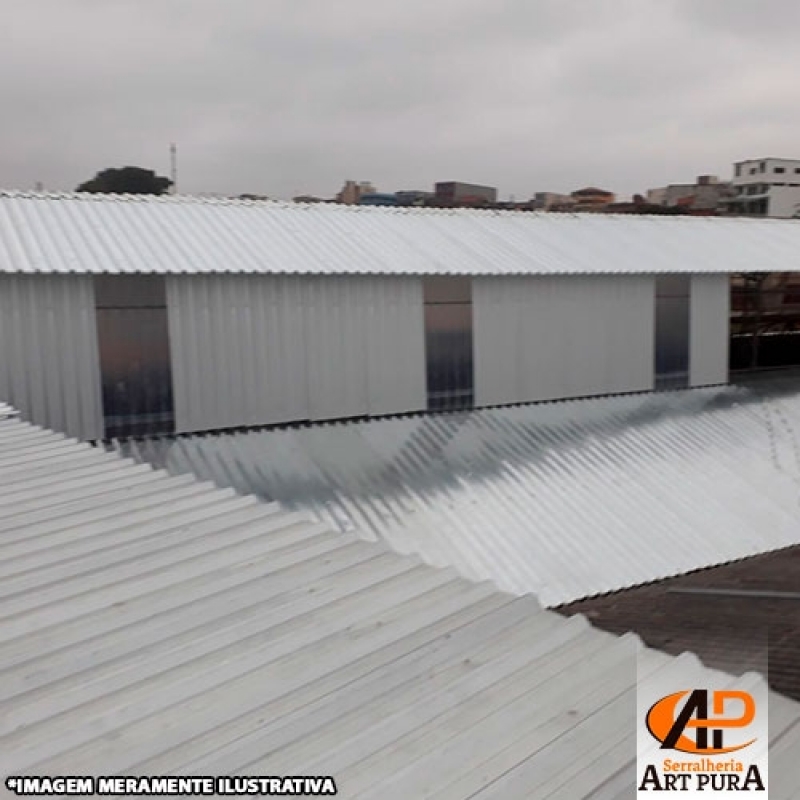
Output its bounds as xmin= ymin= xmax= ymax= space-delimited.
xmin=76 ymin=166 xmax=172 ymax=195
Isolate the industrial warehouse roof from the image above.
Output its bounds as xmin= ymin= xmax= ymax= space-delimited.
xmin=117 ymin=382 xmax=800 ymax=608
xmin=1 ymin=190 xmax=800 ymax=276
xmin=4 ymin=411 xmax=800 ymax=796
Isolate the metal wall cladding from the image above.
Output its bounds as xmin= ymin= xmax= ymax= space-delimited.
xmin=4 ymin=191 xmax=800 ymax=276
xmin=472 ymin=274 xmax=656 ymax=407
xmin=690 ymin=274 xmax=730 ymax=386
xmin=0 ymin=274 xmax=103 ymax=439
xmin=116 ymin=382 xmax=800 ymax=607
xmin=166 ymin=274 xmax=427 ymax=433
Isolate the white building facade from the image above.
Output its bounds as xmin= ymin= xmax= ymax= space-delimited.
xmin=724 ymin=157 xmax=800 ymax=218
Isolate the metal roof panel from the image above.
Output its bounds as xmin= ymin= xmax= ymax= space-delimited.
xmin=117 ymin=383 xmax=800 ymax=607
xmin=2 ymin=408 xmax=799 ymax=794
xmin=1 ymin=191 xmax=800 ymax=275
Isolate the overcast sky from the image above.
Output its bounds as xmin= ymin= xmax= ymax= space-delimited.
xmin=3 ymin=0 xmax=799 ymax=200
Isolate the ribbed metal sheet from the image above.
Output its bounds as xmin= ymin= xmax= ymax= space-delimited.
xmin=690 ymin=273 xmax=730 ymax=387
xmin=167 ymin=274 xmax=426 ymax=433
xmin=117 ymin=382 xmax=800 ymax=607
xmin=0 ymin=274 xmax=103 ymax=440
xmin=2 ymin=191 xmax=800 ymax=276
xmin=473 ymin=275 xmax=655 ymax=406
xmin=3 ymin=409 xmax=800 ymax=795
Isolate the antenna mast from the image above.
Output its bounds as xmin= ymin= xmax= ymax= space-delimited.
xmin=170 ymin=143 xmax=177 ymax=194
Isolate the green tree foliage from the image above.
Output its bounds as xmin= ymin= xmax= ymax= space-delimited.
xmin=76 ymin=166 xmax=172 ymax=195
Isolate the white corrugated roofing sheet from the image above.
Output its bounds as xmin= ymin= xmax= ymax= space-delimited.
xmin=0 ymin=402 xmax=19 ymax=420
xmin=1 ymin=190 xmax=800 ymax=275
xmin=4 ymin=408 xmax=800 ymax=795
xmin=118 ymin=382 xmax=800 ymax=608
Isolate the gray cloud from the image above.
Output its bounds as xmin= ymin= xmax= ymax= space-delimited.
xmin=2 ymin=0 xmax=799 ymax=200
xmin=673 ymin=0 xmax=800 ymax=41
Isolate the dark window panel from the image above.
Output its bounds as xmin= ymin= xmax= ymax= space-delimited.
xmin=425 ymin=303 xmax=474 ymax=410
xmin=423 ymin=277 xmax=474 ymax=410
xmin=423 ymin=276 xmax=472 ymax=305
xmin=94 ymin=275 xmax=174 ymax=437
xmin=655 ymin=276 xmax=690 ymax=390
xmin=655 ymin=274 xmax=691 ymax=299
xmin=95 ymin=274 xmax=167 ymax=309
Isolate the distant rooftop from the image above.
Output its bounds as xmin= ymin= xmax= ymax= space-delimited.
xmin=572 ymin=186 xmax=615 ymax=196
xmin=562 ymin=545 xmax=800 ymax=702
xmin=735 ymin=156 xmax=800 ymax=164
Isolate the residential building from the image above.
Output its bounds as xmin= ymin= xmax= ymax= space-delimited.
xmin=335 ymin=180 xmax=376 ymax=205
xmin=722 ymin=157 xmax=800 ymax=218
xmin=434 ymin=181 xmax=497 ymax=206
xmin=569 ymin=186 xmax=616 ymax=211
xmin=646 ymin=175 xmax=732 ymax=211
xmin=531 ymin=192 xmax=574 ymax=211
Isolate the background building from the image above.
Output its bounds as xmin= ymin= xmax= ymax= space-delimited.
xmin=335 ymin=180 xmax=376 ymax=205
xmin=569 ymin=187 xmax=616 ymax=211
xmin=4 ymin=192 xmax=800 ymax=442
xmin=646 ymin=175 xmax=732 ymax=211
xmin=395 ymin=190 xmax=434 ymax=206
xmin=357 ymin=193 xmax=399 ymax=206
xmin=531 ymin=192 xmax=574 ymax=211
xmin=722 ymin=157 xmax=800 ymax=218
xmin=434 ymin=181 xmax=497 ymax=206
xmin=355 ymin=190 xmax=435 ymax=207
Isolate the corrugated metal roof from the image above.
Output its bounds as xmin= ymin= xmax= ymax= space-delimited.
xmin=0 ymin=402 xmax=19 ymax=420
xmin=1 ymin=190 xmax=800 ymax=276
xmin=117 ymin=382 xmax=800 ymax=607
xmin=4 ymin=408 xmax=800 ymax=794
